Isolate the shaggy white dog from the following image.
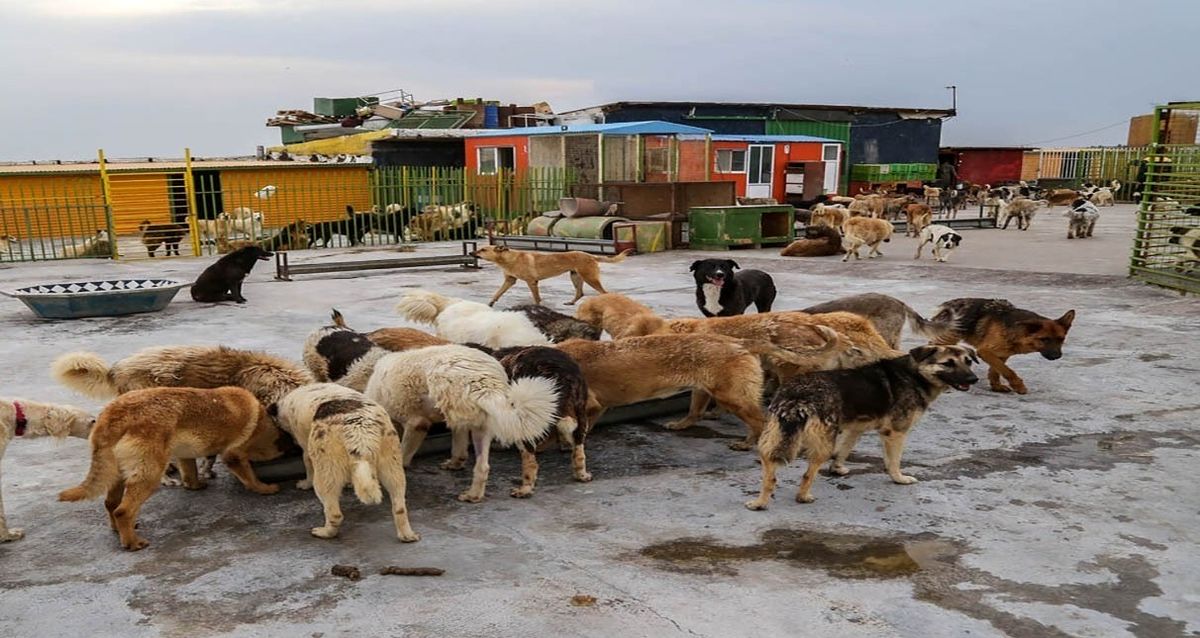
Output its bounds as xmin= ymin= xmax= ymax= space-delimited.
xmin=0 ymin=399 xmax=94 ymax=541
xmin=269 ymin=384 xmax=419 ymax=542
xmin=364 ymin=344 xmax=558 ymax=503
xmin=395 ymin=289 xmax=550 ymax=348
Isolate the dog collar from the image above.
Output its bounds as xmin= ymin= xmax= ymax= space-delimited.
xmin=13 ymin=401 xmax=27 ymax=436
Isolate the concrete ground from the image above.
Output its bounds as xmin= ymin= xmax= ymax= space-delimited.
xmin=1 ymin=204 xmax=1198 ymax=637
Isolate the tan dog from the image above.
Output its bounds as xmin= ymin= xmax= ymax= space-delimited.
xmin=574 ymin=292 xmax=665 ymax=339
xmin=0 ymin=234 xmax=20 ymax=255
xmin=58 ymin=387 xmax=281 ymax=551
xmin=809 ymin=204 xmax=849 ymax=229
xmin=1043 ymin=189 xmax=1079 ymax=207
xmin=471 ymin=245 xmax=633 ymax=306
xmin=1 ymin=399 xmax=94 ymax=541
xmin=902 ymin=203 xmax=933 ymax=237
xmin=557 ymin=334 xmax=832 ymax=451
xmin=842 ymin=217 xmax=895 ymax=261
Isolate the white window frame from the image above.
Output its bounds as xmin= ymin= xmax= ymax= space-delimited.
xmin=714 ymin=148 xmax=747 ymax=173
xmin=477 ymin=146 xmax=515 ymax=175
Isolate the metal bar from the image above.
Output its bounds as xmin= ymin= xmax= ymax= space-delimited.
xmin=97 ymin=149 xmax=119 ymax=260
xmin=184 ymin=148 xmax=203 ymax=257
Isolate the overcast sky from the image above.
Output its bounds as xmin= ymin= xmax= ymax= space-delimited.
xmin=0 ymin=0 xmax=1192 ymax=161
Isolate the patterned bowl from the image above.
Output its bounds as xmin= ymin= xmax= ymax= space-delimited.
xmin=3 ymin=279 xmax=186 ymax=319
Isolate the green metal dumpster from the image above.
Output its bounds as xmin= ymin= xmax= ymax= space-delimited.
xmin=688 ymin=205 xmax=794 ymax=250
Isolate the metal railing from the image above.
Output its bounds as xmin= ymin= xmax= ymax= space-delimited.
xmin=1025 ymin=146 xmax=1152 ymax=202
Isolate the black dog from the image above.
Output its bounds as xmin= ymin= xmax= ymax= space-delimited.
xmin=689 ymin=259 xmax=776 ymax=317
xmin=510 ymin=304 xmax=601 ymax=342
xmin=371 ymin=205 xmax=417 ymax=241
xmin=191 ymin=246 xmax=273 ymax=304
xmin=308 ymin=205 xmax=373 ymax=248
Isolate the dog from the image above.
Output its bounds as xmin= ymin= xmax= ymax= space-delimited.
xmin=744 ymin=345 xmax=979 ymax=510
xmin=471 ymin=245 xmax=632 ymax=306
xmin=930 ymin=298 xmax=1074 ymax=394
xmin=137 ymin=220 xmax=189 ymax=258
xmin=329 ymin=308 xmax=449 ymax=352
xmin=841 ymin=218 xmax=894 ymax=261
xmin=914 ymin=224 xmax=963 ymax=262
xmin=510 ymin=304 xmax=601 ymax=342
xmin=268 ymin=384 xmax=419 ymax=542
xmin=799 ymin=293 xmax=958 ymax=349
xmin=60 ymin=230 xmax=111 ymax=259
xmin=52 ymin=345 xmax=309 ymax=483
xmin=224 ymin=207 xmax=264 ymax=237
xmin=371 ymin=204 xmax=417 ymax=242
xmin=191 ymin=245 xmax=272 ymax=303
xmin=363 ymin=344 xmax=558 ymax=503
xmin=1043 ymin=189 xmax=1080 ymax=207
xmin=999 ymin=198 xmax=1042 ymax=231
xmin=690 ymin=259 xmax=776 ymax=316
xmin=574 ymin=293 xmax=664 ymax=339
xmin=395 ymin=289 xmax=550 ymax=348
xmin=1065 ymin=199 xmax=1100 ymax=239
xmin=196 ymin=217 xmax=228 ymax=245
xmin=902 ymin=203 xmax=933 ymax=237
xmin=0 ymin=399 xmax=94 ymax=541
xmin=922 ymin=185 xmax=941 ymax=205
xmin=304 ymin=310 xmax=449 ymax=391
xmin=779 ymin=225 xmax=843 ymax=257
xmin=407 ymin=202 xmax=478 ymax=241
xmin=556 ymin=334 xmax=833 ymax=451
xmin=809 ymin=203 xmax=848 ymax=229
xmin=307 ymin=205 xmax=373 ymax=248
xmin=1087 ymin=180 xmax=1120 ymax=207
xmin=58 ymin=387 xmax=281 ymax=551
xmin=0 ymin=233 xmax=18 ymax=256
xmin=467 ymin=345 xmax=592 ymax=498
xmin=1168 ymin=226 xmax=1200 ymax=272
xmin=258 ymin=220 xmax=311 ymax=252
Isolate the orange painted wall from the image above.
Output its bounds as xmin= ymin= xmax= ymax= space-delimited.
xmin=465 ymin=136 xmax=530 ymax=172
xmin=218 ymin=166 xmax=372 ymax=227
xmin=0 ymin=174 xmax=106 ymax=239
xmin=677 ymin=140 xmax=709 ymax=182
xmin=709 ymin=140 xmax=827 ymax=200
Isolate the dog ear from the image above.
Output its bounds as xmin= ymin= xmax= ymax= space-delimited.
xmin=266 ymin=403 xmax=279 ymax=417
xmin=1057 ymin=309 xmax=1075 ymax=329
xmin=962 ymin=346 xmax=980 ymax=364
xmin=725 ymin=259 xmax=740 ymax=270
xmin=909 ymin=345 xmax=939 ymax=362
xmin=495 ymin=246 xmax=509 ymax=252
xmin=689 ymin=260 xmax=701 ymax=272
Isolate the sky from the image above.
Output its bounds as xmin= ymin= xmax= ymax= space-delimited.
xmin=0 ymin=0 xmax=1193 ymax=161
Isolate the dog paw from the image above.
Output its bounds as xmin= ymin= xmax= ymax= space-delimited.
xmin=457 ymin=491 xmax=484 ymax=504
xmin=830 ymin=463 xmax=850 ymax=476
xmin=662 ymin=419 xmax=692 ymax=431
xmin=989 ymin=384 xmax=1013 ymax=393
xmin=795 ymin=493 xmax=816 ymax=504
xmin=891 ymin=474 xmax=919 ymax=485
xmin=728 ymin=440 xmax=754 ymax=452
xmin=574 ymin=471 xmax=594 ymax=483
xmin=254 ymin=484 xmax=281 ymax=495
xmin=310 ymin=526 xmax=340 ymax=539
xmin=397 ymin=531 xmax=421 ymax=543
xmin=744 ymin=499 xmax=769 ymax=511
xmin=182 ymin=482 xmax=208 ymax=491
xmin=1011 ymin=384 xmax=1029 ymax=395
xmin=440 ymin=458 xmax=467 ymax=471
xmin=0 ymin=528 xmax=25 ymax=542
xmin=123 ymin=536 xmax=151 ymax=551
xmin=509 ymin=487 xmax=534 ymax=499
xmin=296 ymin=480 xmax=313 ymax=490
xmin=160 ymin=477 xmax=184 ymax=488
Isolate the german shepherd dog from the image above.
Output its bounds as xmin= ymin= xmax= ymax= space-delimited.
xmin=510 ymin=304 xmax=601 ymax=342
xmin=931 ymin=298 xmax=1074 ymax=394
xmin=745 ymin=345 xmax=978 ymax=510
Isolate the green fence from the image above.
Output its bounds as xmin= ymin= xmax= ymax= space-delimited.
xmin=1029 ymin=146 xmax=1151 ymax=202
xmin=1129 ymin=103 xmax=1200 ymax=294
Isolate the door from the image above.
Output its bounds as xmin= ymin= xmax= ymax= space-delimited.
xmin=822 ymin=144 xmax=841 ymax=194
xmin=803 ymin=162 xmax=826 ymax=199
xmin=746 ymin=144 xmax=774 ymax=199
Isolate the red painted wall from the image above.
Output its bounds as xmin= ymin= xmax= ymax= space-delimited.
xmin=710 ymin=140 xmax=827 ymax=200
xmin=954 ymin=149 xmax=1024 ymax=185
xmin=465 ymin=136 xmax=530 ymax=172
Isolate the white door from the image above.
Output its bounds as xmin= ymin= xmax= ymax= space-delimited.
xmin=822 ymin=144 xmax=841 ymax=194
xmin=746 ymin=144 xmax=774 ymax=199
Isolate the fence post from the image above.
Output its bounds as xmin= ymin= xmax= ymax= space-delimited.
xmin=96 ymin=149 xmax=119 ymax=260
xmin=183 ymin=148 xmax=203 ymax=257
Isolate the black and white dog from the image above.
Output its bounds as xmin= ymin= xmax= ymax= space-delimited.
xmin=689 ymin=259 xmax=776 ymax=316
xmin=1064 ymin=199 xmax=1100 ymax=239
xmin=913 ymin=224 xmax=963 ymax=262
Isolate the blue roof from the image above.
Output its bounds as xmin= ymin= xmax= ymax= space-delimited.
xmin=710 ymin=134 xmax=840 ymax=144
xmin=471 ymin=120 xmax=713 ymax=137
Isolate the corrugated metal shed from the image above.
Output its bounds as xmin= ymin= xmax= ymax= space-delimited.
xmin=766 ymin=120 xmax=851 ymax=143
xmin=471 ymin=121 xmax=712 ymax=138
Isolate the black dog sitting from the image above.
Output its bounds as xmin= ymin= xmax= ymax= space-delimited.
xmin=191 ymin=246 xmax=273 ymax=304
xmin=689 ymin=258 xmax=777 ymax=317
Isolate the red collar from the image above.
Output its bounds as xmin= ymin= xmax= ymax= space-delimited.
xmin=13 ymin=401 xmax=27 ymax=436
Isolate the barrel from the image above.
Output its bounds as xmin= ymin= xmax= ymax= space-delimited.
xmin=484 ymin=104 xmax=500 ymax=128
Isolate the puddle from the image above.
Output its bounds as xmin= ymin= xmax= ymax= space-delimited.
xmin=639 ymin=528 xmax=960 ymax=579
xmin=1137 ymin=353 xmax=1173 ymax=362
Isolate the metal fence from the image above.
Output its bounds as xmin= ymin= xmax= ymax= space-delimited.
xmin=1129 ymin=104 xmax=1200 ymax=294
xmin=0 ymin=150 xmax=574 ymax=262
xmin=1025 ymin=146 xmax=1149 ymax=202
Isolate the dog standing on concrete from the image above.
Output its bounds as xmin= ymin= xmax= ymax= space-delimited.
xmin=1 ymin=399 xmax=94 ymax=541
xmin=471 ymin=245 xmax=632 ymax=306
xmin=1065 ymin=199 xmax=1100 ymax=239
xmin=914 ymin=224 xmax=963 ymax=262
xmin=137 ymin=220 xmax=189 ymax=257
xmin=689 ymin=259 xmax=777 ymax=316
xmin=841 ymin=218 xmax=894 ymax=261
xmin=799 ymin=293 xmax=958 ymax=350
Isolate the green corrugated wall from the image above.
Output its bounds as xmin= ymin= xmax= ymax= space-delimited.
xmin=766 ymin=120 xmax=851 ymax=194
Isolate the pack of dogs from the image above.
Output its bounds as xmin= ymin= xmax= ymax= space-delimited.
xmin=2 ymin=247 xmax=1081 ymax=550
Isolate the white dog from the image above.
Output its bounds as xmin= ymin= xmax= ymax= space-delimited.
xmin=395 ymin=289 xmax=550 ymax=348
xmin=998 ymin=198 xmax=1042 ymax=231
xmin=364 ymin=344 xmax=557 ymax=503
xmin=269 ymin=384 xmax=419 ymax=542
xmin=1 ymin=399 xmax=94 ymax=541
xmin=60 ymin=230 xmax=111 ymax=258
xmin=914 ymin=224 xmax=963 ymax=262
xmin=0 ymin=234 xmax=18 ymax=256
xmin=225 ymin=207 xmax=264 ymax=237
xmin=1065 ymin=199 xmax=1100 ymax=239
xmin=1087 ymin=180 xmax=1120 ymax=207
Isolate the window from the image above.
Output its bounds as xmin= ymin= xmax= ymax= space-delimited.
xmin=714 ymin=149 xmax=747 ymax=173
xmin=478 ymin=146 xmax=515 ymax=175
xmin=823 ymin=144 xmax=840 ymax=161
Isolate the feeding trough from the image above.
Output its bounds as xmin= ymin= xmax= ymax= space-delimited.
xmin=3 ymin=279 xmax=186 ymax=319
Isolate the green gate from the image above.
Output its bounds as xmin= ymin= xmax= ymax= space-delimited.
xmin=1129 ymin=102 xmax=1200 ymax=294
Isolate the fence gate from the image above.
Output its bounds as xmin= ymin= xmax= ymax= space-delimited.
xmin=101 ymin=150 xmax=203 ymax=261
xmin=1129 ymin=102 xmax=1200 ymax=294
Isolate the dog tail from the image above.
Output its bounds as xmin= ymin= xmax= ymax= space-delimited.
xmin=349 ymin=459 xmax=383 ymax=505
xmin=735 ymin=326 xmax=838 ymax=365
xmin=595 ymin=248 xmax=633 ymax=263
xmin=480 ymin=376 xmax=559 ymax=447
xmin=395 ymin=289 xmax=455 ymax=325
xmin=58 ymin=426 xmax=121 ymax=502
xmin=901 ymin=303 xmax=960 ymax=344
xmin=331 ymin=308 xmax=348 ymax=328
xmin=51 ymin=352 xmax=119 ymax=399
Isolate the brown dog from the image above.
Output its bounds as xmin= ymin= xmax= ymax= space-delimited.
xmin=472 ymin=245 xmax=632 ymax=306
xmin=1043 ymin=189 xmax=1079 ymax=207
xmin=58 ymin=387 xmax=281 ymax=550
xmin=137 ymin=220 xmax=189 ymax=258
xmin=574 ymin=292 xmax=664 ymax=339
xmin=557 ymin=333 xmax=834 ymax=451
xmin=930 ymin=298 xmax=1075 ymax=394
xmin=780 ymin=225 xmax=843 ymax=257
xmin=902 ymin=203 xmax=933 ymax=237
xmin=329 ymin=309 xmax=449 ymax=352
xmin=841 ymin=217 xmax=895 ymax=261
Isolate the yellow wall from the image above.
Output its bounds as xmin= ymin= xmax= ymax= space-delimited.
xmin=108 ymin=173 xmax=173 ymax=234
xmin=218 ymin=166 xmax=373 ymax=227
xmin=0 ymin=174 xmax=107 ymax=240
